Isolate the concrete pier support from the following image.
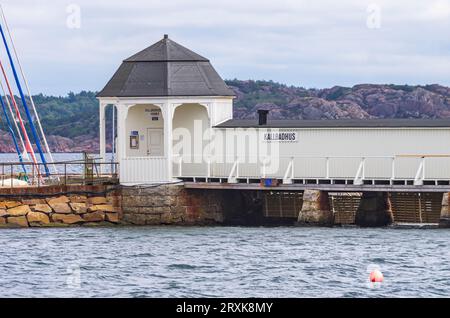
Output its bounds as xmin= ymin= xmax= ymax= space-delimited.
xmin=355 ymin=192 xmax=393 ymax=227
xmin=297 ymin=190 xmax=333 ymax=226
xmin=439 ymin=193 xmax=450 ymax=228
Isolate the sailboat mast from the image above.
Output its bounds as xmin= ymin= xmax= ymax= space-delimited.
xmin=0 ymin=23 xmax=50 ymax=176
xmin=0 ymin=59 xmax=38 ymax=166
xmin=0 ymin=87 xmax=26 ymax=174
xmin=0 ymin=6 xmax=57 ymax=175
xmin=0 ymin=80 xmax=27 ymax=159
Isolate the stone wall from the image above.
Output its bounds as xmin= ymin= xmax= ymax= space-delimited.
xmin=121 ymin=184 xmax=226 ymax=225
xmin=4 ymin=183 xmax=448 ymax=229
xmin=0 ymin=185 xmax=120 ymax=228
xmin=0 ymin=183 xmax=231 ymax=228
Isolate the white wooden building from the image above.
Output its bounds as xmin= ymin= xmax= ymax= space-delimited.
xmin=98 ymin=35 xmax=450 ymax=186
xmin=97 ymin=35 xmax=234 ymax=184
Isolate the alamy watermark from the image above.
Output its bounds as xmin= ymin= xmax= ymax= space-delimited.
xmin=172 ymin=120 xmax=286 ymax=175
xmin=366 ymin=3 xmax=382 ymax=29
xmin=66 ymin=4 xmax=81 ymax=29
xmin=66 ymin=263 xmax=81 ymax=289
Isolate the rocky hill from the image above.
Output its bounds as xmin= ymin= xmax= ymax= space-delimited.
xmin=229 ymin=80 xmax=450 ymax=120
xmin=0 ymin=81 xmax=449 ymax=152
xmin=0 ymin=91 xmax=108 ymax=153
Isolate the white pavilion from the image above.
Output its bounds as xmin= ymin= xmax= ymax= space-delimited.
xmin=97 ymin=35 xmax=235 ymax=184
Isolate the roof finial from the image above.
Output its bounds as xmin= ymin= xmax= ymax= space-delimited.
xmin=164 ymin=34 xmax=169 ymax=39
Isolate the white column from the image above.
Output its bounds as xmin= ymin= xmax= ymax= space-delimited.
xmin=99 ymin=102 xmax=106 ymax=172
xmin=208 ymin=101 xmax=215 ymax=127
xmin=116 ymin=103 xmax=130 ymax=184
xmin=111 ymin=105 xmax=116 ymax=163
xmin=116 ymin=103 xmax=129 ymax=162
xmin=164 ymin=102 xmax=173 ymax=181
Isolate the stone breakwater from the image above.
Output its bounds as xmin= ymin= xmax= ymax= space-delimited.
xmin=121 ymin=185 xmax=225 ymax=225
xmin=0 ymin=184 xmax=227 ymax=228
xmin=2 ymin=183 xmax=450 ymax=228
xmin=0 ymin=185 xmax=121 ymax=228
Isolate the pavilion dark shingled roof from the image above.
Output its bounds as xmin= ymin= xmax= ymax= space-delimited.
xmin=97 ymin=35 xmax=235 ymax=97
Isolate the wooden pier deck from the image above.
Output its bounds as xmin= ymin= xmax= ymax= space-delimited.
xmin=183 ymin=181 xmax=450 ymax=193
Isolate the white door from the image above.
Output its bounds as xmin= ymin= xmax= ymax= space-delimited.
xmin=147 ymin=129 xmax=164 ymax=156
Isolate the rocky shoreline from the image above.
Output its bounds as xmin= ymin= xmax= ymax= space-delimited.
xmin=0 ymin=131 xmax=108 ymax=153
xmin=0 ymin=194 xmax=120 ymax=228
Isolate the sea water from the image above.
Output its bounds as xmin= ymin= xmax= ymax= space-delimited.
xmin=0 ymin=226 xmax=449 ymax=297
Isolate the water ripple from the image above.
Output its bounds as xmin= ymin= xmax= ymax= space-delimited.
xmin=0 ymin=226 xmax=449 ymax=297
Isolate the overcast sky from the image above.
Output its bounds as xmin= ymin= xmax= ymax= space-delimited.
xmin=0 ymin=0 xmax=449 ymax=95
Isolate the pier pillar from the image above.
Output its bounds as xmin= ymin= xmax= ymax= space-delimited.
xmin=355 ymin=192 xmax=393 ymax=227
xmin=439 ymin=193 xmax=450 ymax=228
xmin=297 ymin=190 xmax=333 ymax=226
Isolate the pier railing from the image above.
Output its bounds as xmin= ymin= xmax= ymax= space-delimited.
xmin=0 ymin=159 xmax=119 ymax=188
xmin=173 ymin=154 xmax=450 ymax=186
xmin=5 ymin=154 xmax=442 ymax=187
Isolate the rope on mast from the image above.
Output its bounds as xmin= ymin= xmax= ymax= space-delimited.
xmin=0 ymin=58 xmax=38 ymax=167
xmin=0 ymin=79 xmax=28 ymax=160
xmin=0 ymin=5 xmax=57 ymax=175
xmin=0 ymin=23 xmax=50 ymax=176
xmin=0 ymin=83 xmax=27 ymax=174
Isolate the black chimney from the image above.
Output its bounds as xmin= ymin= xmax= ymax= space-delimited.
xmin=258 ymin=110 xmax=269 ymax=125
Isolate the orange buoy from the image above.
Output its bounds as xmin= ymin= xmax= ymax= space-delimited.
xmin=369 ymin=269 xmax=384 ymax=283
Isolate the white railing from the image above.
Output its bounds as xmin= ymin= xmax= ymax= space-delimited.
xmin=173 ymin=154 xmax=450 ymax=184
xmin=120 ymin=157 xmax=168 ymax=184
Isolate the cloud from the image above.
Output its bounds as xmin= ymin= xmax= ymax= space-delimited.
xmin=0 ymin=0 xmax=448 ymax=95
xmin=420 ymin=0 xmax=450 ymax=20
